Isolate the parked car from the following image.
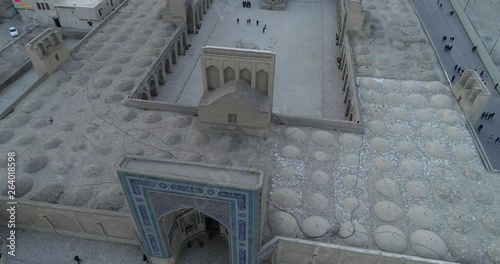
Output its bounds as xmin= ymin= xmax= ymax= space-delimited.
xmin=9 ymin=27 xmax=19 ymax=37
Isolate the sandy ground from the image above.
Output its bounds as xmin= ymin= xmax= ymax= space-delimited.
xmin=457 ymin=0 xmax=500 ymax=71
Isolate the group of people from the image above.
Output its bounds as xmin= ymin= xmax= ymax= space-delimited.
xmin=236 ymin=18 xmax=267 ymax=33
xmin=442 ymin=35 xmax=454 ymax=42
xmin=242 ymin=0 xmax=251 ymax=8
xmin=477 ymin=112 xmax=499 ymax=144
xmin=481 ymin=112 xmax=496 ymax=120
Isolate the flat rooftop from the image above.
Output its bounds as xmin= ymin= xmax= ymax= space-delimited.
xmin=49 ymin=0 xmax=102 ymax=8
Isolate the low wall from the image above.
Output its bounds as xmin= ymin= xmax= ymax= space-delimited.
xmin=69 ymin=0 xmax=129 ymax=54
xmin=125 ymin=98 xmax=199 ymax=115
xmin=261 ymin=236 xmax=457 ymax=264
xmin=449 ymin=0 xmax=500 ymax=95
xmin=126 ymin=98 xmax=363 ymax=133
xmin=0 ymin=25 xmax=47 ymax=93
xmin=0 ymin=73 xmax=48 ymax=119
xmin=271 ymin=113 xmax=363 ymax=133
xmin=0 ymin=61 xmax=32 ymax=93
xmin=0 ymin=198 xmax=140 ymax=246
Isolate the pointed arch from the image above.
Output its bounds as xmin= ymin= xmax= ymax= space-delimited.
xmin=195 ymin=11 xmax=199 ymax=27
xmin=171 ymin=49 xmax=177 ymax=64
xmin=164 ymin=57 xmax=172 ymax=73
xmin=177 ymin=39 xmax=182 ymax=55
xmin=206 ymin=65 xmax=220 ymax=90
xmin=150 ymin=79 xmax=159 ymax=96
xmin=157 ymin=67 xmax=166 ymax=85
xmin=255 ymin=70 xmax=269 ymax=95
xmin=186 ymin=4 xmax=195 ymax=33
xmin=183 ymin=30 xmax=188 ymax=49
xmin=141 ymin=91 xmax=148 ymax=100
xmin=224 ymin=67 xmax=235 ymax=83
xmin=239 ymin=68 xmax=251 ymax=85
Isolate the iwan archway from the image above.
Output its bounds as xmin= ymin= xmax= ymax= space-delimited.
xmin=117 ymin=156 xmax=267 ymax=264
xmin=160 ymin=208 xmax=230 ymax=263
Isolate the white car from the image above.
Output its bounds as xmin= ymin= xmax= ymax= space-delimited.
xmin=9 ymin=27 xmax=19 ymax=37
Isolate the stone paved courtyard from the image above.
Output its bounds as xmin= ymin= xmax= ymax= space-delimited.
xmin=153 ymin=0 xmax=345 ymax=120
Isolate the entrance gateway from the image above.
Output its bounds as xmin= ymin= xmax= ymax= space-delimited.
xmin=117 ymin=156 xmax=268 ymax=264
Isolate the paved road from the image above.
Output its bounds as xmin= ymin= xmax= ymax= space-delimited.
xmin=0 ymin=14 xmax=29 ymax=49
xmin=413 ymin=0 xmax=500 ymax=171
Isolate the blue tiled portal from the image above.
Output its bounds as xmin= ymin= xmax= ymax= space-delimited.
xmin=119 ymin=172 xmax=261 ymax=264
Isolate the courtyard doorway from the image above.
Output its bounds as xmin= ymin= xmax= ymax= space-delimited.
xmin=159 ymin=208 xmax=230 ymax=264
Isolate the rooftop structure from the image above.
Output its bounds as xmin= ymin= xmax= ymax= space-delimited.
xmin=12 ymin=0 xmax=124 ymax=31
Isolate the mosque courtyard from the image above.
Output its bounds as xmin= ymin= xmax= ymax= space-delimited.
xmin=153 ymin=0 xmax=346 ymax=120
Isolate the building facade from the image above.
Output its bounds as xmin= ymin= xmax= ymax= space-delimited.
xmin=12 ymin=0 xmax=124 ymax=31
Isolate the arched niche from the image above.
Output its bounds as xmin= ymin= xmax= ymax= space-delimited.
xmin=206 ymin=65 xmax=220 ymax=90
xmin=224 ymin=67 xmax=235 ymax=83
xmin=256 ymin=70 xmax=269 ymax=95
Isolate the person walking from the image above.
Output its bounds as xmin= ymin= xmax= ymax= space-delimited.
xmin=237 ymin=18 xmax=239 ymax=24
xmin=449 ymin=11 xmax=454 ymax=16
xmin=243 ymin=0 xmax=245 ymax=7
xmin=199 ymin=240 xmax=204 ymax=248
xmin=457 ymin=67 xmax=461 ymax=73
xmin=442 ymin=35 xmax=447 ymax=41
xmin=488 ymin=135 xmax=494 ymax=143
xmin=492 ymin=113 xmax=496 ymax=119
xmin=451 ymin=37 xmax=455 ymax=41
xmin=439 ymin=3 xmax=443 ymax=9
xmin=208 ymin=232 xmax=213 ymax=240
xmin=263 ymin=25 xmax=266 ymax=33
xmin=482 ymin=112 xmax=487 ymax=119
xmin=437 ymin=0 xmax=440 ymax=4
xmin=454 ymin=64 xmax=458 ymax=71
xmin=478 ymin=124 xmax=483 ymax=133
xmin=256 ymin=20 xmax=259 ymax=26
xmin=248 ymin=1 xmax=251 ymax=8
xmin=495 ymin=83 xmax=499 ymax=89
xmin=480 ymin=70 xmax=484 ymax=77
xmin=495 ymin=137 xmax=500 ymax=144
xmin=451 ymin=75 xmax=455 ymax=82
xmin=444 ymin=45 xmax=448 ymax=51
xmin=449 ymin=45 xmax=453 ymax=51
xmin=187 ymin=241 xmax=192 ymax=248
